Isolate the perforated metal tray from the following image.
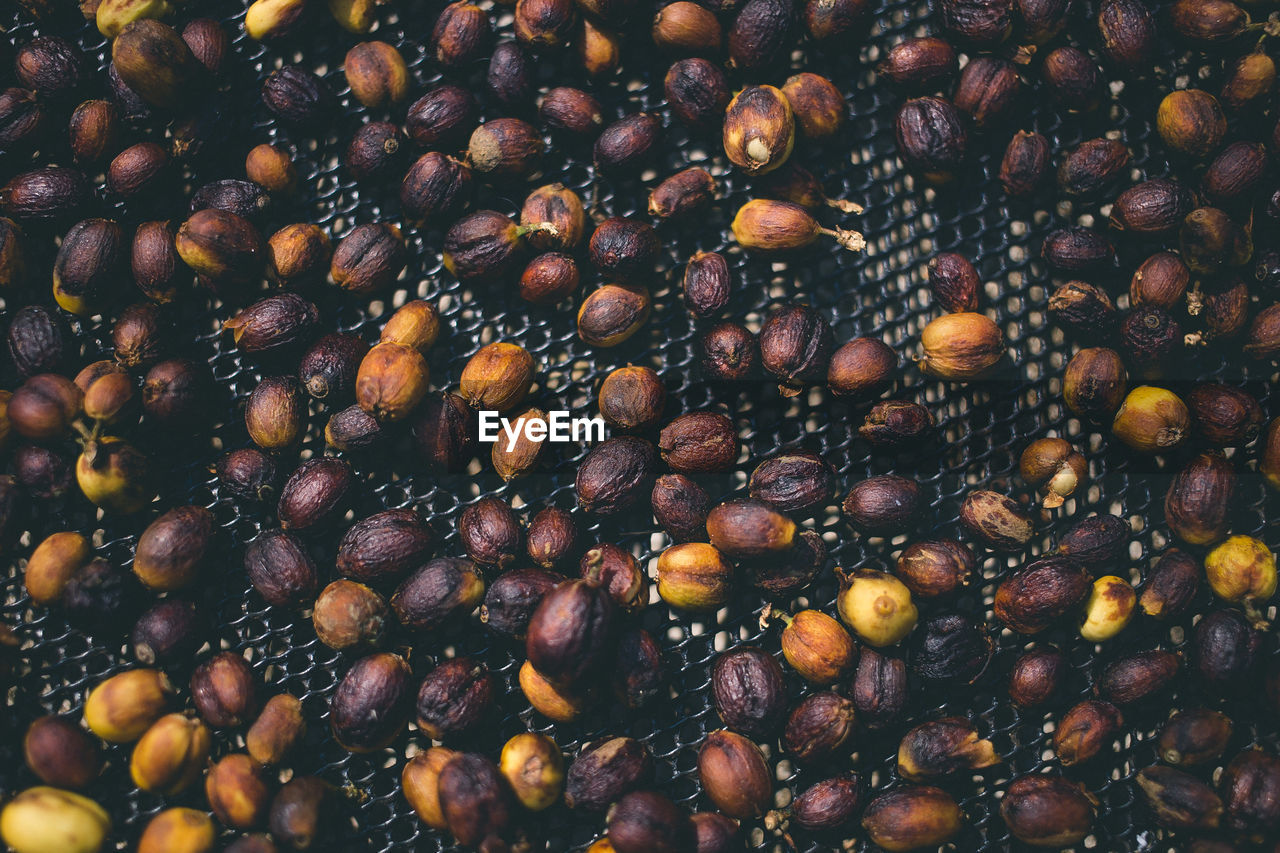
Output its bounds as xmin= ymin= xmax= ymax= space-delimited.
xmin=2 ymin=0 xmax=1278 ymax=850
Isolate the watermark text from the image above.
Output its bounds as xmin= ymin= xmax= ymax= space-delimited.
xmin=478 ymin=411 xmax=606 ymax=452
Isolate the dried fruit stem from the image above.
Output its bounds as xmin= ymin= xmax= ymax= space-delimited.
xmin=825 ymin=196 xmax=864 ymax=215
xmin=516 ymin=221 xmax=560 ymax=240
xmin=819 ymin=226 xmax=865 ymax=252
xmin=1186 ymin=284 xmax=1203 ymax=316
xmin=1243 ymin=599 xmax=1270 ymax=629
xmin=758 ymin=603 xmax=793 ymax=630
xmin=581 ymin=548 xmax=604 ymax=585
xmin=72 ymin=419 xmax=96 ymax=444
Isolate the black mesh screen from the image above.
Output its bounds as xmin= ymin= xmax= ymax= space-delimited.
xmin=2 ymin=0 xmax=1277 ymax=850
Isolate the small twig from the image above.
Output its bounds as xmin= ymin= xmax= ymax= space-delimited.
xmin=819 ymin=226 xmax=866 ymax=253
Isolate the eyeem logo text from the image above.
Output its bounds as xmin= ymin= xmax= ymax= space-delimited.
xmin=478 ymin=411 xmax=606 ymax=452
